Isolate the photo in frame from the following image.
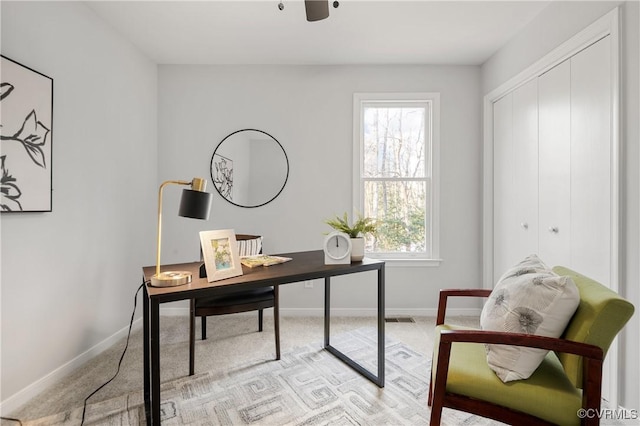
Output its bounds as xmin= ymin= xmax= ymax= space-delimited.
xmin=1 ymin=55 xmax=54 ymax=212
xmin=199 ymin=229 xmax=243 ymax=282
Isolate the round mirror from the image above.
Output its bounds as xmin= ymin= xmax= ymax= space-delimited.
xmin=210 ymin=129 xmax=289 ymax=208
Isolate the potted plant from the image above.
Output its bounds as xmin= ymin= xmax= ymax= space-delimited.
xmin=325 ymin=212 xmax=377 ymax=262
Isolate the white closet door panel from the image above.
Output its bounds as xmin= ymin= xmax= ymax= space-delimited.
xmin=570 ymin=37 xmax=611 ymax=285
xmin=493 ymin=93 xmax=516 ymax=279
xmin=538 ymin=60 xmax=571 ymax=267
xmin=512 ymin=79 xmax=539 ymax=260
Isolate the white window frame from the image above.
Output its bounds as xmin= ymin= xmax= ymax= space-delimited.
xmin=353 ymin=92 xmax=441 ymax=267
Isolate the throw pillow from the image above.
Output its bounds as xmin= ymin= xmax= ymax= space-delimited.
xmin=480 ymin=254 xmax=580 ymax=382
xmin=237 ymin=237 xmax=263 ymax=257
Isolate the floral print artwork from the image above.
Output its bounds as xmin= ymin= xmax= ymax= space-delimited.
xmin=1 ymin=155 xmax=22 ymax=211
xmin=211 ymin=154 xmax=233 ymax=201
xmin=1 ymin=56 xmax=53 ymax=212
xmin=2 ymin=109 xmax=50 ymax=168
xmin=211 ymin=237 xmax=232 ymax=271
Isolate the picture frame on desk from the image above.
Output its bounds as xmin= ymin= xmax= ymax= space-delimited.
xmin=199 ymin=229 xmax=243 ymax=282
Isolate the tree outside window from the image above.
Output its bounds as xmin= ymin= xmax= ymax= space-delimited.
xmin=354 ymin=93 xmax=440 ymax=263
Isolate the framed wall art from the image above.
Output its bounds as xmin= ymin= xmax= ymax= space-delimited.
xmin=199 ymin=229 xmax=243 ymax=282
xmin=211 ymin=154 xmax=233 ymax=201
xmin=1 ymin=55 xmax=53 ymax=213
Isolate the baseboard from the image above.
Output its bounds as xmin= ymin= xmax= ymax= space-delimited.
xmin=0 ymin=319 xmax=142 ymax=415
xmin=159 ymin=306 xmax=482 ymax=317
xmin=279 ymin=308 xmax=482 ymax=317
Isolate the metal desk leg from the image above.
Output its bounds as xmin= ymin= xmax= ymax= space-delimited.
xmin=150 ymin=299 xmax=161 ymax=425
xmin=324 ymin=267 xmax=385 ymax=388
xmin=189 ymin=298 xmax=195 ymax=376
xmin=143 ymin=284 xmax=151 ymax=425
xmin=378 ymin=264 xmax=385 ymax=386
xmin=324 ymin=276 xmax=331 ymax=347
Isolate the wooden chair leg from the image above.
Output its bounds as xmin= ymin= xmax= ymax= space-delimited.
xmin=275 ymin=286 xmax=281 ymax=360
xmin=201 ymin=316 xmax=207 ymax=340
xmin=429 ymin=341 xmax=452 ymax=426
xmin=428 ymin=376 xmax=433 ymax=406
xmin=428 ymin=358 xmax=435 ymax=406
xmin=189 ymin=299 xmax=196 ymax=376
xmin=259 ymin=309 xmax=264 ymax=332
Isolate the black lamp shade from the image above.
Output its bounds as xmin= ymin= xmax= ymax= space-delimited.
xmin=178 ymin=189 xmax=212 ymax=220
xmin=305 ymin=0 xmax=329 ymax=21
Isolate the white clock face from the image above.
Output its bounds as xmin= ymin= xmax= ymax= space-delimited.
xmin=327 ymin=234 xmax=350 ymax=259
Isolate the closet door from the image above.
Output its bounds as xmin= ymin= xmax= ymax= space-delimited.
xmin=570 ymin=36 xmax=611 ymax=285
xmin=538 ymin=59 xmax=571 ymax=267
xmin=511 ymin=79 xmax=539 ymax=261
xmin=493 ymin=93 xmax=515 ymax=278
xmin=492 ymin=79 xmax=538 ymax=279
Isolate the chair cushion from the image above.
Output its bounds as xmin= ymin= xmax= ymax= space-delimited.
xmin=480 ymin=255 xmax=580 ymax=382
xmin=195 ymin=287 xmax=274 ymax=308
xmin=432 ymin=324 xmax=583 ymax=426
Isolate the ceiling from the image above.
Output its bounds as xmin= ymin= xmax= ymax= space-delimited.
xmin=86 ymin=0 xmax=551 ymax=65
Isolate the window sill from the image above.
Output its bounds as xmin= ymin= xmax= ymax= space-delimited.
xmin=366 ymin=257 xmax=443 ymax=268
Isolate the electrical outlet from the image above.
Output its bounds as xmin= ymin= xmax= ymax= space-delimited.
xmin=304 ymin=280 xmax=313 ymax=289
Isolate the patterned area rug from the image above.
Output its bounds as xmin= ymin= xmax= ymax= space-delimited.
xmin=24 ymin=328 xmax=496 ymax=425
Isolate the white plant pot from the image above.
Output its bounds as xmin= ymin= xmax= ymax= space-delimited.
xmin=350 ymin=237 xmax=365 ymax=262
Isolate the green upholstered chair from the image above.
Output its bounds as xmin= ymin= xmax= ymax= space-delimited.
xmin=428 ymin=267 xmax=635 ymax=426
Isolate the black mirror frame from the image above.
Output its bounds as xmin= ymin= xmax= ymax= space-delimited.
xmin=210 ymin=128 xmax=289 ymax=208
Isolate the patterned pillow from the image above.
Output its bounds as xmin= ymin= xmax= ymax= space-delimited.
xmin=237 ymin=237 xmax=263 ymax=257
xmin=480 ymin=255 xmax=580 ymax=382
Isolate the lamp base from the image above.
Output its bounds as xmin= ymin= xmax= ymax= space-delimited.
xmin=150 ymin=271 xmax=192 ymax=287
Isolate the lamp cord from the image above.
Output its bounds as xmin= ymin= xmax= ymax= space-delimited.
xmin=1 ymin=283 xmax=145 ymax=426
xmin=79 ymin=282 xmax=145 ymax=425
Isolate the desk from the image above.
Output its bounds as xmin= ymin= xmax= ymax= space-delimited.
xmin=142 ymin=250 xmax=385 ymax=426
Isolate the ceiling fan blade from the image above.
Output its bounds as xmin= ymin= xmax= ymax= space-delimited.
xmin=304 ymin=0 xmax=329 ymax=21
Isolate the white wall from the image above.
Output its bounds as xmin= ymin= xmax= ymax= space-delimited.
xmin=11 ymin=0 xmax=633 ymax=415
xmin=157 ymin=64 xmax=483 ymax=315
xmin=0 ymin=1 xmax=158 ymax=410
xmin=481 ymin=0 xmax=639 ymax=410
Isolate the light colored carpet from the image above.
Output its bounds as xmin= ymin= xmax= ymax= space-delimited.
xmin=5 ymin=315 xmax=631 ymax=426
xmin=21 ymin=327 xmax=501 ymax=426
xmin=6 ymin=315 xmax=485 ymax=425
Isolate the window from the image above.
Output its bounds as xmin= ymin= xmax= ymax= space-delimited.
xmin=353 ymin=93 xmax=440 ymax=265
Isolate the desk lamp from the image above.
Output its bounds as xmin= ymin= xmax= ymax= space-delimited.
xmin=151 ymin=177 xmax=212 ymax=287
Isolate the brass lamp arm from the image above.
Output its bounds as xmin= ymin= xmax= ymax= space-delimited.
xmin=155 ymin=179 xmax=202 ymax=278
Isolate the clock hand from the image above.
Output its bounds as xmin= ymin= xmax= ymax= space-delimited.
xmin=336 ymin=236 xmax=339 ymax=247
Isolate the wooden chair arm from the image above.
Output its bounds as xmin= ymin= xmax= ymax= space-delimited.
xmin=436 ymin=289 xmax=493 ymax=325
xmin=438 ymin=329 xmax=603 ymax=360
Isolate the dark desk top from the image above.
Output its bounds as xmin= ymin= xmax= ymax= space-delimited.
xmin=143 ymin=250 xmax=384 ymax=303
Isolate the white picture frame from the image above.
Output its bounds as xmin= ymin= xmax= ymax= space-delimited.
xmin=199 ymin=229 xmax=243 ymax=282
